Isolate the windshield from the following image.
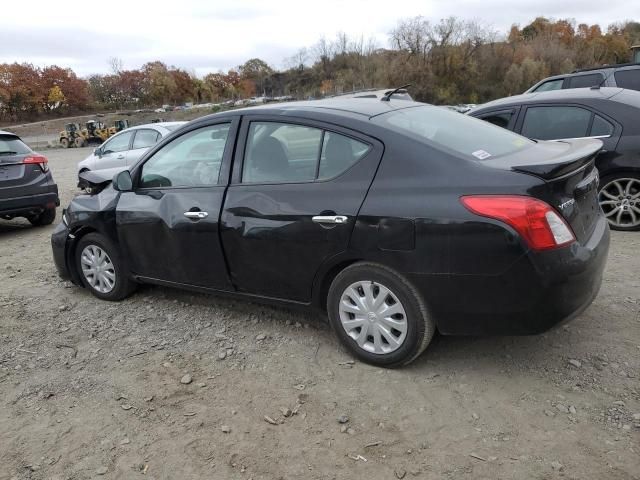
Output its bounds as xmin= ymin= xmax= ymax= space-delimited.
xmin=0 ymin=135 xmax=31 ymax=155
xmin=373 ymin=105 xmax=533 ymax=160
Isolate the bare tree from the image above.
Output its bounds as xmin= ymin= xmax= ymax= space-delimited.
xmin=286 ymin=48 xmax=309 ymax=71
xmin=108 ymin=57 xmax=124 ymax=75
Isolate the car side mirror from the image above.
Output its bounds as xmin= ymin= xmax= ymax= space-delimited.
xmin=112 ymin=170 xmax=133 ymax=192
xmin=94 ymin=147 xmax=102 ymax=157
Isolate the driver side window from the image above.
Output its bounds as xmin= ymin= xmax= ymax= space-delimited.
xmin=103 ymin=131 xmax=133 ymax=154
xmin=140 ymin=124 xmax=230 ymax=188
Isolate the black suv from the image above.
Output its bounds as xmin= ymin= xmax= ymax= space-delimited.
xmin=469 ymin=87 xmax=640 ymax=231
xmin=526 ymin=63 xmax=640 ymax=93
xmin=0 ymin=131 xmax=59 ymax=226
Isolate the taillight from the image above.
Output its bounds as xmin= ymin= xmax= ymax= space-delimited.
xmin=460 ymin=195 xmax=575 ymax=251
xmin=23 ymin=154 xmax=48 ymax=172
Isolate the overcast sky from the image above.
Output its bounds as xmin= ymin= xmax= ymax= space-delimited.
xmin=0 ymin=0 xmax=633 ymax=77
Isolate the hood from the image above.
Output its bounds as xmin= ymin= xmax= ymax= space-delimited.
xmin=78 ymin=166 xmax=129 ymax=193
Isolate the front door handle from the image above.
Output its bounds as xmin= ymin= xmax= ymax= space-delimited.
xmin=312 ymin=215 xmax=348 ymax=225
xmin=117 ymin=154 xmax=125 ymax=160
xmin=184 ymin=211 xmax=209 ymax=219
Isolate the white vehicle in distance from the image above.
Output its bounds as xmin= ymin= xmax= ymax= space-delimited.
xmin=77 ymin=122 xmax=185 ymax=178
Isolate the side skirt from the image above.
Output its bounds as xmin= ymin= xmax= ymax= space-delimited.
xmin=133 ymin=275 xmax=314 ymax=311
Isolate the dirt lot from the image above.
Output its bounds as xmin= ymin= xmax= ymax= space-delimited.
xmin=1 ymin=148 xmax=639 ymax=480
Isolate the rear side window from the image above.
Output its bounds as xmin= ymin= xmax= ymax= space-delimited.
xmin=533 ymin=79 xmax=564 ymax=92
xmin=521 ymin=106 xmax=592 ymax=140
xmin=614 ymin=70 xmax=640 ymax=91
xmin=566 ymin=73 xmax=603 ymax=88
xmin=590 ymin=115 xmax=614 ymax=137
xmin=242 ymin=122 xmax=371 ymax=183
xmin=0 ymin=135 xmax=31 ymax=155
xmin=477 ymin=111 xmax=514 ymax=129
xmin=132 ymin=129 xmax=160 ymax=149
xmin=374 ymin=106 xmax=533 ymax=160
xmin=244 ymin=123 xmax=322 ymax=183
xmin=318 ymin=133 xmax=370 ymax=180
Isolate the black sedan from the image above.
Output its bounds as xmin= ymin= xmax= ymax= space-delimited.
xmin=469 ymin=87 xmax=640 ymax=231
xmin=52 ymin=98 xmax=609 ymax=367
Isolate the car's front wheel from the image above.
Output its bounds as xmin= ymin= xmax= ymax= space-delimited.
xmin=598 ymin=173 xmax=640 ymax=231
xmin=327 ymin=262 xmax=435 ymax=367
xmin=75 ymin=233 xmax=136 ymax=301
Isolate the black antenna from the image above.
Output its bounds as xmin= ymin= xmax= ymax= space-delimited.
xmin=381 ymin=84 xmax=412 ymax=102
xmin=591 ymin=68 xmax=615 ymax=90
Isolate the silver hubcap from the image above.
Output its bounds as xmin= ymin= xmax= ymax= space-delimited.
xmin=338 ymin=281 xmax=408 ymax=355
xmin=80 ymin=245 xmax=116 ymax=293
xmin=599 ymin=178 xmax=640 ymax=228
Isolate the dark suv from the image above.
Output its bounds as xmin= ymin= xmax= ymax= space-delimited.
xmin=0 ymin=131 xmax=59 ymax=226
xmin=526 ymin=63 xmax=640 ymax=93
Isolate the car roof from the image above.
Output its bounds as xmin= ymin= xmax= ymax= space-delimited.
xmin=470 ymin=87 xmax=626 ymax=112
xmin=573 ymin=62 xmax=640 ymax=73
xmin=211 ymin=98 xmax=422 ymax=120
xmin=132 ymin=121 xmax=186 ymax=129
xmin=0 ymin=130 xmax=18 ymax=137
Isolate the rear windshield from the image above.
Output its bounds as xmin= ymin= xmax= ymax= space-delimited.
xmin=373 ymin=106 xmax=533 ymax=160
xmin=0 ymin=134 xmax=31 ymax=155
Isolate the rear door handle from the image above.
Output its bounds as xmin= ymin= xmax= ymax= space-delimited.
xmin=312 ymin=215 xmax=348 ymax=224
xmin=117 ymin=154 xmax=125 ymax=159
xmin=184 ymin=211 xmax=208 ymax=219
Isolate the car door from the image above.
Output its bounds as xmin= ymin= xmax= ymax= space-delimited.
xmin=220 ymin=117 xmax=383 ymax=302
xmin=115 ymin=119 xmax=238 ymax=289
xmin=126 ymin=128 xmax=162 ymax=166
xmin=96 ymin=131 xmax=134 ymax=170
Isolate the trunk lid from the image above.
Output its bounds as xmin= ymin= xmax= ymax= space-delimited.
xmin=482 ymin=138 xmax=603 ymax=244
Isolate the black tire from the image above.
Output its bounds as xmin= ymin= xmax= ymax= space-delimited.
xmin=75 ymin=233 xmax=137 ymax=301
xmin=598 ymin=172 xmax=640 ymax=231
xmin=28 ymin=207 xmax=56 ymax=226
xmin=327 ymin=262 xmax=435 ymax=368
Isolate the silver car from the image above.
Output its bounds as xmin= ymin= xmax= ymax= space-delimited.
xmin=77 ymin=122 xmax=185 ymax=176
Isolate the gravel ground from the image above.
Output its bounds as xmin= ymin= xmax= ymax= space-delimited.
xmin=0 ymin=148 xmax=639 ymax=480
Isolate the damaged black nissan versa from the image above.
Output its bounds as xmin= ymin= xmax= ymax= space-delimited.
xmin=51 ymin=98 xmax=610 ymax=367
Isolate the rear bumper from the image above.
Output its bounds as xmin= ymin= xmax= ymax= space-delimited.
xmin=0 ymin=189 xmax=59 ymax=217
xmin=411 ymin=215 xmax=610 ymax=336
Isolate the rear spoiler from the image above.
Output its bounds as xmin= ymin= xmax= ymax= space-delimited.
xmin=482 ymin=138 xmax=603 ymax=181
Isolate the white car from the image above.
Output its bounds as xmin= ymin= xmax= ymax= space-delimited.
xmin=77 ymin=122 xmax=185 ymax=176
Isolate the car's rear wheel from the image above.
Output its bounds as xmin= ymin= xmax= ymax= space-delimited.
xmin=327 ymin=262 xmax=435 ymax=367
xmin=598 ymin=173 xmax=640 ymax=231
xmin=28 ymin=207 xmax=56 ymax=226
xmin=75 ymin=233 xmax=136 ymax=301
